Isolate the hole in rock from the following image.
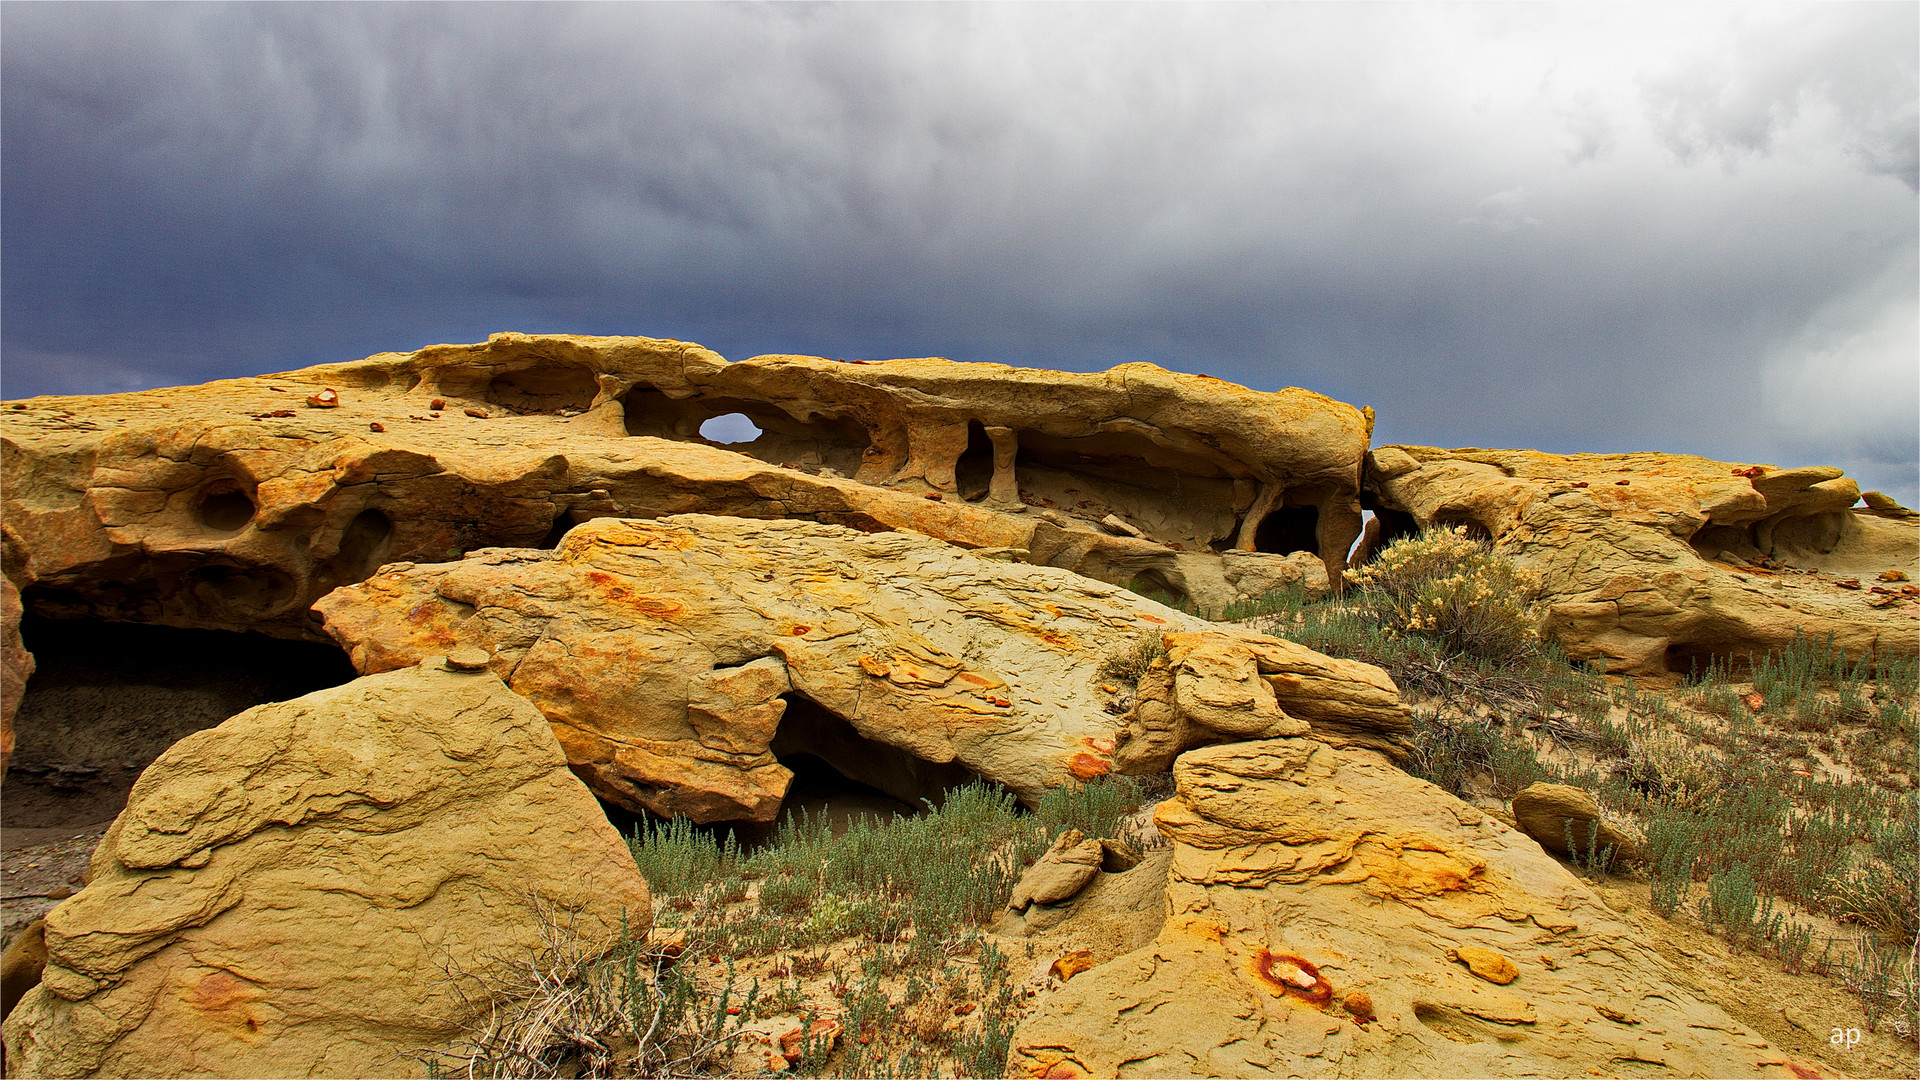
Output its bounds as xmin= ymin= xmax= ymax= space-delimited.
xmin=538 ymin=514 xmax=578 ymax=549
xmin=334 ymin=509 xmax=393 ymax=580
xmin=1433 ymin=514 xmax=1492 ymax=542
xmin=196 ymin=487 xmax=256 ymax=533
xmin=1127 ymin=570 xmax=1192 ymax=611
xmin=769 ymin=695 xmax=982 ymax=813
xmin=3 ymin=616 xmax=357 ymax=847
xmin=955 ymin=421 xmax=998 ymax=501
xmin=699 ymin=413 xmax=763 ymax=445
xmin=1254 ymin=504 xmax=1320 ymax=556
xmin=487 ymin=363 xmax=598 ymax=413
xmin=1356 ymin=499 xmax=1419 ymax=563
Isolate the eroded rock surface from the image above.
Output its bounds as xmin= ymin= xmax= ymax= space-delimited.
xmin=315 ymin=515 xmax=1232 ymax=822
xmin=1114 ymin=630 xmax=1414 ymax=770
xmin=1363 ymin=446 xmax=1919 ymax=675
xmin=1 ymin=333 xmax=1367 ymax=644
xmin=1 ymin=577 xmax=31 ymax=777
xmin=1010 ymin=739 xmax=1804 ymax=1079
xmin=0 ymin=662 xmax=649 ymax=1079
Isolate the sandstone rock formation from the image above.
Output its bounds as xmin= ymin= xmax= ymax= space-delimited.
xmin=1114 ymin=630 xmax=1414 ymax=771
xmin=1 ymin=661 xmax=650 ymax=1079
xmin=1010 ymin=739 xmax=1804 ymax=1079
xmin=1510 ymin=782 xmax=1646 ymax=865
xmin=313 ymin=514 xmax=1413 ymax=823
xmin=0 ymin=333 xmax=1365 ymax=653
xmin=1362 ymin=446 xmax=1919 ymax=675
xmin=1 ymin=576 xmax=31 ymax=778
xmin=315 ymin=514 xmax=1219 ymax=822
xmin=1007 ymin=831 xmax=1108 ymax=913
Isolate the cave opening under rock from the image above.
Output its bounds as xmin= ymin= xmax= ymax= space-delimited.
xmin=1253 ymin=504 xmax=1320 ymax=556
xmin=3 ymin=616 xmax=358 ymax=844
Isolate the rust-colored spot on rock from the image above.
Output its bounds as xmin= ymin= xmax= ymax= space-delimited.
xmin=1038 ymin=630 xmax=1079 ymax=650
xmin=1571 ymin=481 xmax=1588 ymax=488
xmin=791 ymin=625 xmax=811 ymax=636
xmin=305 ymin=388 xmax=340 ymax=408
xmin=1067 ymin=753 xmax=1111 ymax=780
xmin=1614 ymin=479 xmax=1631 ymax=486
xmin=1787 ymin=1064 xmax=1825 ymax=1079
xmin=1733 ymin=465 xmax=1766 ymax=478
xmin=1052 ymin=945 xmax=1098 ymax=980
xmin=1041 ymin=1065 xmax=1082 ymax=1080
xmin=1253 ymin=950 xmax=1332 ymax=1006
xmin=1743 ymin=692 xmax=1765 ymax=713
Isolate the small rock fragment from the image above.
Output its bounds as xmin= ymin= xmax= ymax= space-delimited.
xmin=429 ymin=398 xmax=446 ymax=411
xmin=464 ymin=408 xmax=489 ymax=419
xmin=1448 ymin=946 xmax=1518 ymax=985
xmin=305 ymin=388 xmax=340 ymax=409
xmin=44 ymin=886 xmax=72 ymax=901
xmin=1880 ymin=569 xmax=1910 ymax=582
xmin=444 ymin=646 xmax=492 ymax=672
xmin=1100 ymin=514 xmax=1146 ymax=539
xmin=1050 ymin=951 xmax=1096 ymax=981
xmin=1342 ymin=989 xmax=1374 ymax=1020
xmin=368 ymin=422 xmax=385 ymax=433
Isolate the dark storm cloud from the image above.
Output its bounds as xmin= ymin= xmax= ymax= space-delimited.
xmin=4 ymin=2 xmax=1916 ymax=500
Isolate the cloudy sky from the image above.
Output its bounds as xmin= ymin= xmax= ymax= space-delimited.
xmin=4 ymin=3 xmax=1915 ymax=502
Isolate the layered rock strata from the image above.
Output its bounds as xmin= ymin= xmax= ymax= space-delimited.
xmin=314 ymin=515 xmax=1413 ymax=822
xmin=1362 ymin=446 xmax=1920 ymax=674
xmin=1 ymin=661 xmax=650 ymax=1079
xmin=1113 ymin=630 xmax=1414 ymax=769
xmin=1010 ymin=739 xmax=1804 ymax=1079
xmin=0 ymin=333 xmax=1365 ymax=650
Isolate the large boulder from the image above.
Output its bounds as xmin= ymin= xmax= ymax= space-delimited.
xmin=0 ymin=333 xmax=1370 ymax=642
xmin=316 ymin=514 xmax=1225 ymax=821
xmin=1 ymin=661 xmax=650 ymax=1079
xmin=1363 ymin=446 xmax=1919 ymax=675
xmin=1010 ymin=739 xmax=1804 ymax=1079
xmin=1510 ymin=782 xmax=1646 ymax=864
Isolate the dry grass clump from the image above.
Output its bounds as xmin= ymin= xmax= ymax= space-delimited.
xmin=432 ymin=775 xmax=1152 ymax=1079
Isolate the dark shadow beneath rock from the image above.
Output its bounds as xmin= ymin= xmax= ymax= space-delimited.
xmin=4 ymin=616 xmax=357 ymax=835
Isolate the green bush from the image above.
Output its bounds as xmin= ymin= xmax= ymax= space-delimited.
xmin=1343 ymin=525 xmax=1542 ymax=659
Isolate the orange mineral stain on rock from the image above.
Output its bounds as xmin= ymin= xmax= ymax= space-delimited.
xmin=1067 ymin=753 xmax=1111 ymax=780
xmin=1253 ymin=950 xmax=1333 ymax=1007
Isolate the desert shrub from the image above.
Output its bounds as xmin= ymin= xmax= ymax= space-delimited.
xmin=1035 ymin=775 xmax=1142 ymax=841
xmin=1644 ymin=807 xmax=1700 ymax=916
xmin=626 ymin=816 xmax=737 ymax=900
xmin=1097 ymin=630 xmax=1167 ymax=685
xmin=1342 ymin=525 xmax=1542 ymax=659
xmin=1404 ymin=711 xmax=1545 ymax=799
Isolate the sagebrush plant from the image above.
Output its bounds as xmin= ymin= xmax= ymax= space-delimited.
xmin=1342 ymin=524 xmax=1543 ymax=659
xmin=445 ymin=775 xmax=1160 ymax=1078
xmin=1096 ymin=630 xmax=1167 ymax=686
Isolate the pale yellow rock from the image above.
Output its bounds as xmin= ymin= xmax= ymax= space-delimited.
xmin=316 ymin=514 xmax=1232 ymax=821
xmin=0 ymin=663 xmax=650 ymax=1079
xmin=1008 ymin=831 xmax=1107 ymax=912
xmin=1362 ymin=446 xmax=1919 ymax=675
xmin=1114 ymin=630 xmax=1414 ymax=773
xmin=0 ymin=576 xmax=30 ymax=778
xmin=1009 ymin=739 xmax=1801 ymax=1079
xmin=0 ymin=333 xmax=1369 ymax=643
xmin=1448 ymin=946 xmax=1519 ymax=984
xmin=1510 ymin=782 xmax=1646 ymax=864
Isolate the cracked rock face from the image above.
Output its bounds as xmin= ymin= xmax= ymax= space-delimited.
xmin=1113 ymin=630 xmax=1414 ymax=771
xmin=0 ymin=333 xmax=1367 ymax=651
xmin=0 ymin=661 xmax=649 ymax=1080
xmin=1010 ymin=738 xmax=1802 ymax=1079
xmin=1360 ymin=446 xmax=1919 ymax=675
xmin=314 ymin=514 xmax=1229 ymax=822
